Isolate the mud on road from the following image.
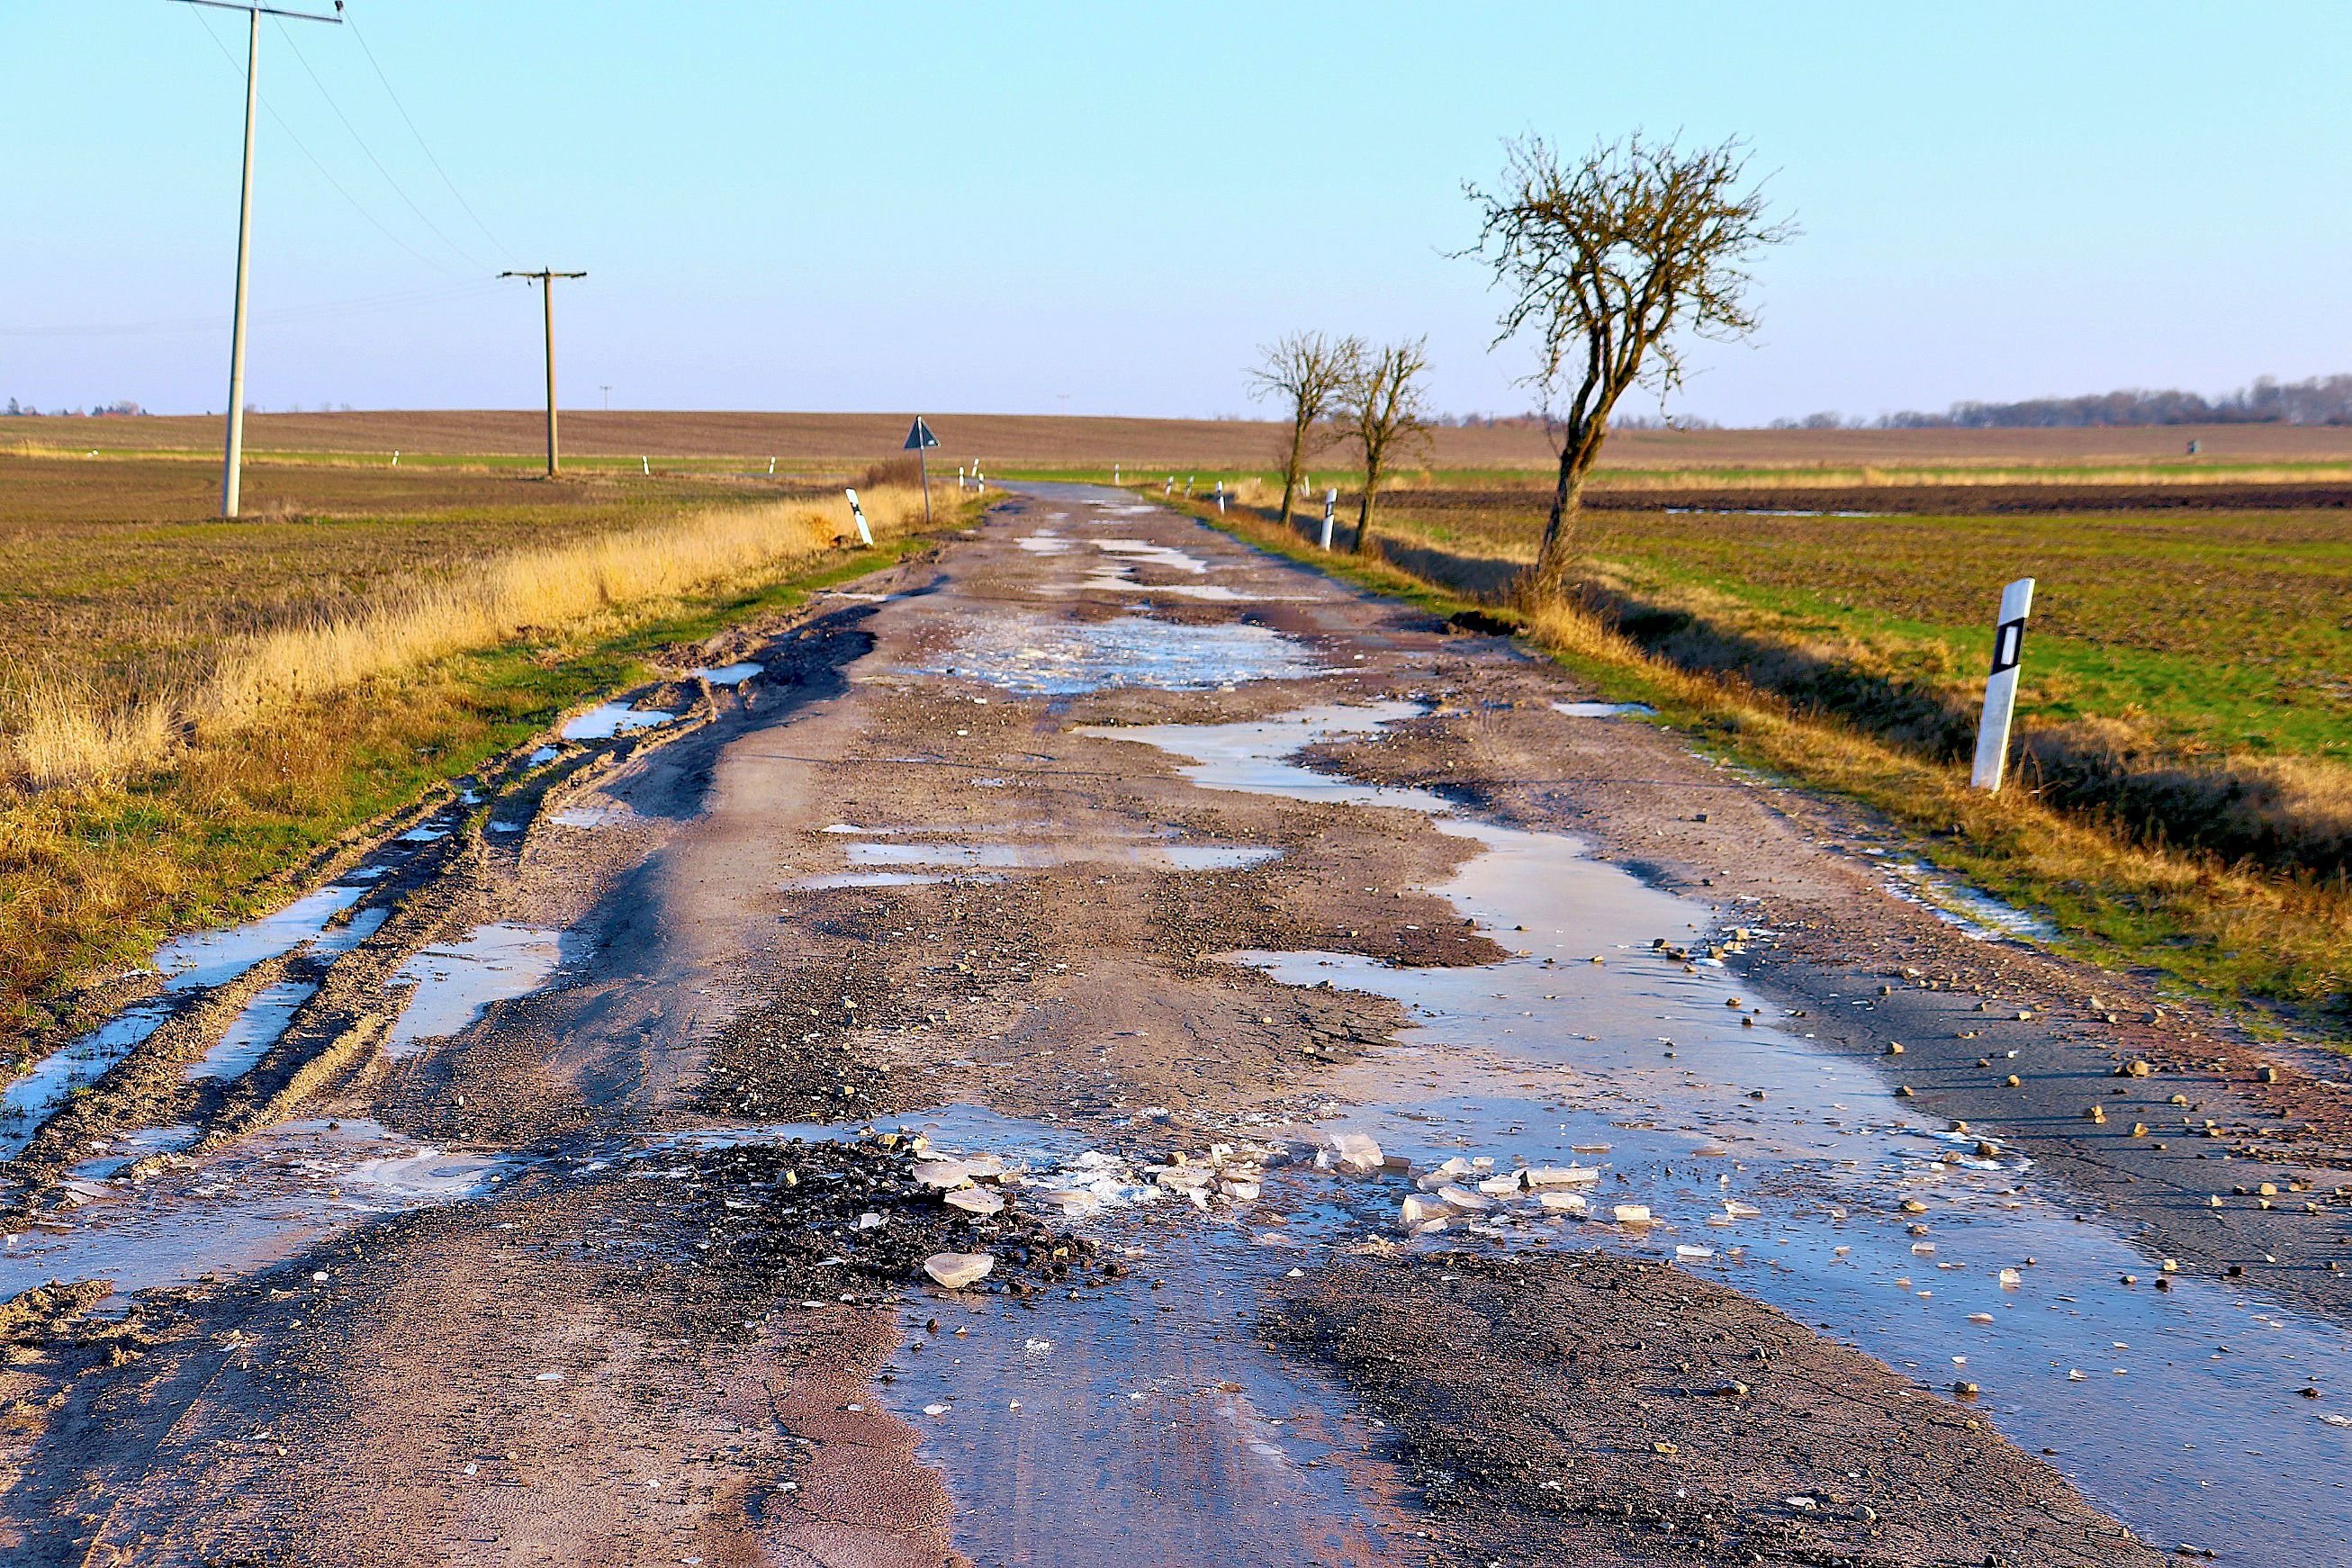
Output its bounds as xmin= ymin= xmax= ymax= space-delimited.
xmin=3 ymin=483 xmax=2348 ymax=1565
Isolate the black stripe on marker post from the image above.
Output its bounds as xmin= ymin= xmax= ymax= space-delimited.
xmin=1989 ymin=617 xmax=2027 ymax=676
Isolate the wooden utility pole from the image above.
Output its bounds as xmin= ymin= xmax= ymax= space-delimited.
xmin=500 ymin=268 xmax=586 ymax=476
xmin=169 ymin=0 xmax=346 ymax=518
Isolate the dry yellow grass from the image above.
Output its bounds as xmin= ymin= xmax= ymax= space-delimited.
xmin=1518 ymin=593 xmax=2352 ymax=1005
xmin=3 ymin=482 xmax=933 ymax=789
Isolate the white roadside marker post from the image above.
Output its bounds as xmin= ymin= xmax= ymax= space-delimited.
xmin=1215 ymin=480 xmax=1226 ymax=514
xmin=1320 ymin=488 xmax=1336 ymax=550
xmin=843 ymin=487 xmax=875 ymax=547
xmin=392 ymin=450 xmax=400 ymax=468
xmin=1969 ymin=577 xmax=2036 ymax=790
xmin=768 ymin=456 xmax=777 ymax=475
xmin=1113 ymin=463 xmax=1121 ymax=484
xmin=641 ymin=455 xmax=650 ymax=475
xmin=1185 ymin=474 xmax=1194 ymax=498
xmin=1164 ymin=476 xmax=1174 ymax=497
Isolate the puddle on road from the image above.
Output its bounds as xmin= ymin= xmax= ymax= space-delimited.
xmin=156 ymin=882 xmax=373 ymax=992
xmin=1552 ymin=699 xmax=1657 ymax=718
xmin=5 ymin=874 xmax=404 ymax=1166
xmin=1874 ymin=853 xmax=2058 ymax=942
xmin=550 ymin=803 xmax=640 ymax=829
xmin=889 ymin=1182 xmax=1411 ymax=1566
xmin=560 ymin=701 xmax=678 ymax=741
xmin=1052 ymin=536 xmax=1302 ymax=604
xmin=1085 ymin=704 xmax=2352 ymax=1559
xmin=0 ymin=1118 xmax=518 ymax=1304
xmin=913 ymin=613 xmax=1327 ymax=696
xmin=689 ymin=662 xmax=763 ymax=686
xmin=385 ymin=924 xmax=567 ymax=1058
xmin=1094 ymin=539 xmax=1211 ymax=574
xmin=67 ymin=1123 xmax=199 ymax=1184
xmin=0 ymin=1008 xmax=170 ymax=1163
xmin=842 ymin=841 xmax=1281 ymax=873
xmin=310 ymin=906 xmax=390 ymax=959
xmin=784 ymin=871 xmax=963 ymax=891
xmin=187 ymin=980 xmax=320 ymax=1083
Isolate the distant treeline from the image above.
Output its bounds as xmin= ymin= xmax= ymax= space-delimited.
xmin=1427 ymin=410 xmax=1726 ymax=431
xmin=4 ymin=398 xmax=142 ymax=417
xmin=1787 ymin=374 xmax=2352 ymax=430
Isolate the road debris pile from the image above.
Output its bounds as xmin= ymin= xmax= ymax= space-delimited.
xmin=1400 ymin=1153 xmax=1606 ymax=1234
xmin=1267 ymin=1249 xmax=2164 ymax=1567
xmin=1140 ymin=1138 xmax=1278 ymax=1212
xmin=670 ymin=1134 xmax=1113 ymax=1306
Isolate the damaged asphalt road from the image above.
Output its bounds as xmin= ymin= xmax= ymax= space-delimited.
xmin=2 ymin=483 xmax=2347 ymax=1565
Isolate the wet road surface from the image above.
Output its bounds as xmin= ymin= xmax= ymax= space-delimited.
xmin=2 ymin=483 xmax=2346 ymax=1565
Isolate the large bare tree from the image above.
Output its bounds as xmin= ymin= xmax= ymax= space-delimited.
xmin=1465 ymin=133 xmax=1793 ymax=598
xmin=1338 ymin=338 xmax=1431 ymax=555
xmin=1247 ymin=331 xmax=1362 ymax=531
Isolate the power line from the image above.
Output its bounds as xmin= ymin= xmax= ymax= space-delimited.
xmin=186 ymin=5 xmax=451 ymax=275
xmin=1 ymin=279 xmax=506 ymax=338
xmin=344 ymin=6 xmax=518 ymax=266
xmin=272 ymin=14 xmax=486 ymax=271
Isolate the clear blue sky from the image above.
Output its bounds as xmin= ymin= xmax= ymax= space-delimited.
xmin=5 ymin=1 xmax=2347 ymax=425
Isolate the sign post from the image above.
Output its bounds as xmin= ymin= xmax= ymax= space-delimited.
xmin=1320 ymin=488 xmax=1337 ymax=550
xmin=904 ymin=416 xmax=941 ymax=525
xmin=1969 ymin=577 xmax=2036 ymax=790
xmin=843 ymin=487 xmax=875 ymax=547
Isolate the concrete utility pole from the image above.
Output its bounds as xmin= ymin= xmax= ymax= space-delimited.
xmin=170 ymin=0 xmax=345 ymax=519
xmin=500 ymin=269 xmax=587 ymax=476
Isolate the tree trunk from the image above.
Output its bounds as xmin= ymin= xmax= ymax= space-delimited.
xmin=1350 ymin=459 xmax=1381 ymax=554
xmin=1276 ymin=421 xmax=1306 ymax=531
xmin=1526 ymin=439 xmax=1587 ymax=601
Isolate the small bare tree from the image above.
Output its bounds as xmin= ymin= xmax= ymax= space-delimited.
xmin=1338 ymin=338 xmax=1431 ymax=555
xmin=1248 ymin=331 xmax=1362 ymax=531
xmin=1465 ymin=132 xmax=1793 ymax=599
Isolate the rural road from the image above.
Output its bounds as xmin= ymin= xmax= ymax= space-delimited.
xmin=4 ymin=484 xmax=2348 ymax=1565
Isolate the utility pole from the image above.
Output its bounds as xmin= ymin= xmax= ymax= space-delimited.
xmin=500 ymin=268 xmax=586 ymax=476
xmin=170 ymin=0 xmax=345 ymax=519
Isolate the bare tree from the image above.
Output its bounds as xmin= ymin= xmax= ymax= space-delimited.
xmin=1464 ymin=133 xmax=1793 ymax=599
xmin=1338 ymin=338 xmax=1432 ymax=555
xmin=1247 ymin=331 xmax=1362 ymax=531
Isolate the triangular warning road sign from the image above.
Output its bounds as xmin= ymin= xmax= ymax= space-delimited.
xmin=903 ymin=416 xmax=939 ymax=450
